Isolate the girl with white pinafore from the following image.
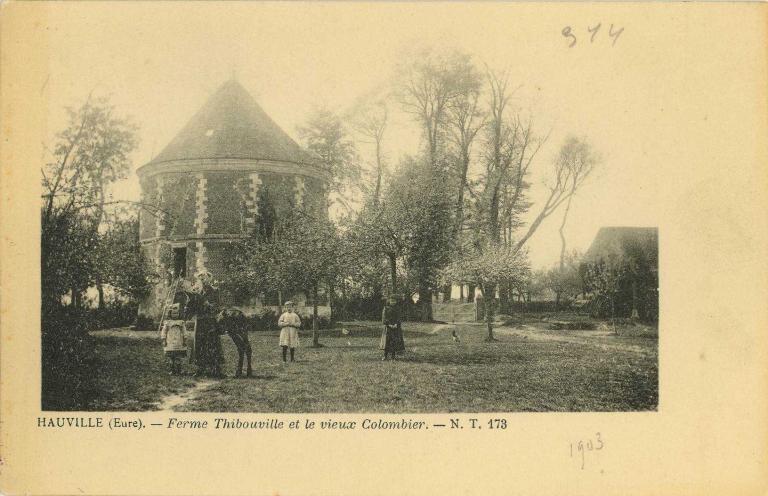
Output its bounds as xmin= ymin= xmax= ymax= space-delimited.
xmin=277 ymin=301 xmax=302 ymax=363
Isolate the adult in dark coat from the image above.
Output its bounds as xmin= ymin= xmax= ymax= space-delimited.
xmin=379 ymin=295 xmax=405 ymax=360
xmin=190 ymin=272 xmax=224 ymax=377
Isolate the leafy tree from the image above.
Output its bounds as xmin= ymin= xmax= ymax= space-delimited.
xmin=396 ymin=48 xmax=481 ymax=314
xmin=95 ymin=212 xmax=155 ymax=304
xmin=344 ymin=155 xmax=453 ymax=318
xmin=583 ymin=237 xmax=658 ymax=323
xmin=584 ymin=256 xmax=625 ymax=334
xmin=41 ymin=96 xmax=139 ymax=309
xmin=228 ymin=212 xmax=342 ymax=347
xmin=41 ymin=210 xmax=100 ymax=309
xmin=543 ymin=250 xmax=584 ymax=310
xmin=392 ymin=157 xmax=453 ymax=317
xmin=297 ymin=107 xmax=359 ymax=212
xmin=282 ymin=214 xmax=342 ymax=346
xmin=40 ymin=96 xmax=138 ymax=410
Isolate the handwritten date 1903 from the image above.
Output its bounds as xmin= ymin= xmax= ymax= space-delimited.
xmin=569 ymin=432 xmax=604 ymax=470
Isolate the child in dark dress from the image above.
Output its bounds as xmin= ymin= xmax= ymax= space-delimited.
xmin=379 ymin=295 xmax=405 ymax=360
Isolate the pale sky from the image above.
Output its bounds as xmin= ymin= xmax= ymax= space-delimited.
xmin=40 ymin=3 xmax=667 ymax=269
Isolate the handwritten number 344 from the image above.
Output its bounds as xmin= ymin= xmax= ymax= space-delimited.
xmin=562 ymin=23 xmax=624 ymax=47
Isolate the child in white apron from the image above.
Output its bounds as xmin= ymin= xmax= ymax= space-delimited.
xmin=278 ymin=301 xmax=301 ymax=363
xmin=160 ymin=310 xmax=188 ymax=375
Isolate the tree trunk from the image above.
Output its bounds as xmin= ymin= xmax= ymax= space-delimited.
xmin=498 ymin=281 xmax=510 ymax=314
xmin=389 ymin=254 xmax=398 ymax=295
xmin=467 ymin=284 xmax=476 ymax=303
xmin=328 ymin=280 xmax=335 ymax=324
xmin=419 ymin=285 xmax=433 ymax=322
xmin=97 ymin=283 xmax=105 ymax=310
xmin=631 ymin=278 xmax=640 ymax=320
xmin=559 ymin=194 xmax=574 ymax=271
xmin=442 ymin=283 xmax=452 ymax=302
xmin=340 ymin=281 xmax=347 ymax=321
xmin=483 ymin=284 xmax=496 ymax=341
xmin=452 ymin=148 xmax=470 ymax=240
xmin=373 ymin=138 xmax=383 ymax=206
xmin=459 ymin=284 xmax=465 ymax=303
xmin=312 ymin=284 xmax=321 ymax=347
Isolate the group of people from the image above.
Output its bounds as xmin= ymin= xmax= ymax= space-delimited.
xmin=162 ymin=271 xmax=406 ymax=377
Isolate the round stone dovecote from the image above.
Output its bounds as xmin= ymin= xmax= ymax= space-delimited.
xmin=137 ymin=80 xmax=329 ymax=319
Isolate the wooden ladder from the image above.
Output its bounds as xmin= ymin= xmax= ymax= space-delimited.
xmin=157 ymin=277 xmax=182 ymax=335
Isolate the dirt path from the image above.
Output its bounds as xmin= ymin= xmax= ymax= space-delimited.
xmin=154 ymin=380 xmax=216 ymax=411
xmin=429 ymin=323 xmax=456 ymax=334
xmin=494 ymin=324 xmax=653 ymax=355
xmin=91 ymin=328 xmax=158 ymax=339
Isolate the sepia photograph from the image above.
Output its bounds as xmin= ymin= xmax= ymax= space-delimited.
xmin=34 ymin=4 xmax=664 ymax=414
xmin=3 ymin=2 xmax=767 ymax=495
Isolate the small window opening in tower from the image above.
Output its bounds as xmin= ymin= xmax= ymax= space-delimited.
xmin=173 ymin=247 xmax=187 ymax=278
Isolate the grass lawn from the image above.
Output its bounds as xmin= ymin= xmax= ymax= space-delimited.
xmin=88 ymin=330 xmax=197 ymax=411
xmin=87 ymin=321 xmax=657 ymax=412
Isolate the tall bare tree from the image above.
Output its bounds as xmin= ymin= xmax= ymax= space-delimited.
xmin=515 ymin=136 xmax=597 ymax=253
xmin=349 ymin=99 xmax=389 ymax=206
xmin=487 ymin=72 xmax=548 ymax=242
xmin=446 ymin=76 xmax=485 ymax=244
xmin=397 ymin=47 xmax=479 ymax=173
xmin=554 ymin=136 xmax=598 ymax=269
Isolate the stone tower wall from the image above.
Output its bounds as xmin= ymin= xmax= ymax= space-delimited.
xmin=137 ymin=162 xmax=328 ymax=320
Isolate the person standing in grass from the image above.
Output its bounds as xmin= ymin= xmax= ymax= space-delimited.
xmin=278 ymin=301 xmax=301 ymax=363
xmin=380 ymin=295 xmax=405 ymax=360
xmin=190 ymin=271 xmax=224 ymax=377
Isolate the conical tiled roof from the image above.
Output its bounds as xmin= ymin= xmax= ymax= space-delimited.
xmin=147 ymin=80 xmax=315 ymax=166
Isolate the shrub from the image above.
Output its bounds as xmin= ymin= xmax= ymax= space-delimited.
xmin=89 ymin=301 xmax=139 ymax=329
xmin=41 ymin=307 xmax=98 ymax=410
xmin=302 ymin=315 xmax=331 ymax=330
xmin=507 ymin=300 xmax=574 ymax=313
xmin=334 ymin=296 xmax=384 ymax=321
xmin=245 ymin=310 xmax=279 ymax=332
xmin=133 ymin=314 xmax=155 ymax=331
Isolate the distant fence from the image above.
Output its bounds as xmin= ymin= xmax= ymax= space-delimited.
xmin=432 ymin=302 xmax=479 ymax=323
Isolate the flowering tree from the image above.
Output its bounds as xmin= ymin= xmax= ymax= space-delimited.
xmin=228 ymin=213 xmax=342 ymax=347
xmin=442 ymin=244 xmax=529 ymax=340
